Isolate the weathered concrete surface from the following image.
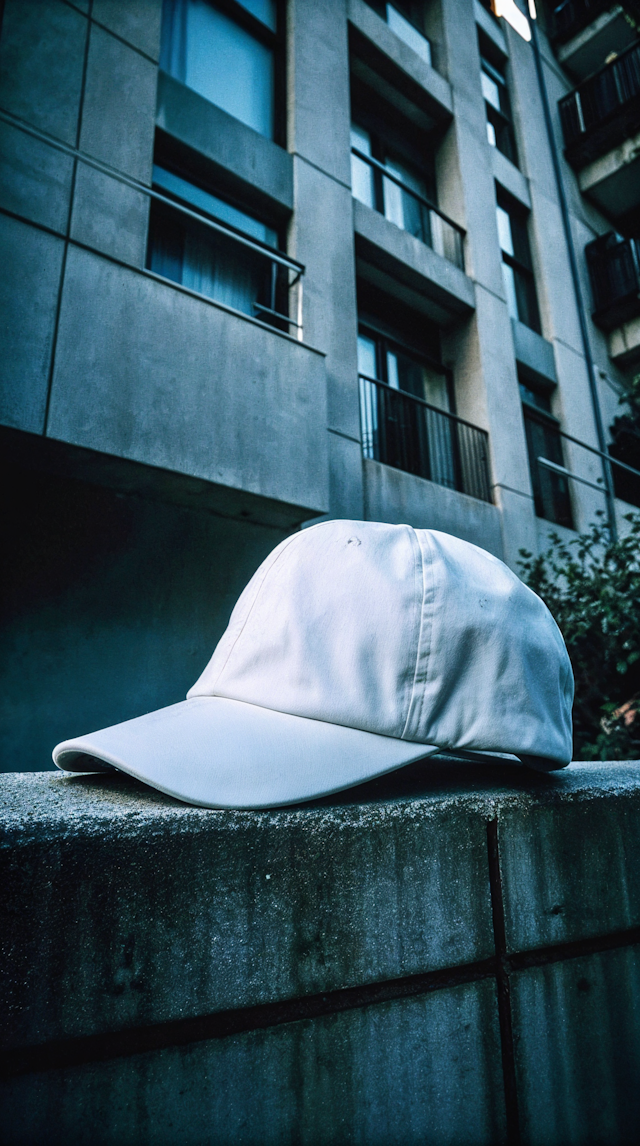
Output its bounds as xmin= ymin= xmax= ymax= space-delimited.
xmin=1 ymin=762 xmax=640 ymax=1144
xmin=2 ymin=979 xmax=506 ymax=1146
xmin=0 ymin=767 xmax=496 ymax=1048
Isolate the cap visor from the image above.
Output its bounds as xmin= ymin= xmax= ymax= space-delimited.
xmin=53 ymin=696 xmax=440 ymax=809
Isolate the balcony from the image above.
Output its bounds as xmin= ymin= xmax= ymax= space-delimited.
xmin=551 ymin=1 xmax=640 ymax=79
xmin=586 ymin=232 xmax=640 ymax=328
xmin=359 ymin=374 xmax=492 ymax=502
xmin=351 ymin=146 xmax=465 ymax=270
xmin=559 ymin=40 xmax=640 ymax=167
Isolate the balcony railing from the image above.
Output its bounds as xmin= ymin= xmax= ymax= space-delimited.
xmin=531 ymin=422 xmax=640 ymax=519
xmin=0 ymin=109 xmax=305 ymax=339
xmin=351 ymin=148 xmax=466 ymax=271
xmin=359 ymin=375 xmax=492 ymax=503
xmin=558 ymin=39 xmax=640 ymax=164
xmin=551 ymin=0 xmax=640 ymax=45
xmin=585 ymin=233 xmax=640 ymax=330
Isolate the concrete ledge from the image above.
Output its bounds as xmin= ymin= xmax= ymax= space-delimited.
xmin=347 ymin=0 xmax=453 ymax=131
xmin=511 ymin=318 xmax=557 ymax=387
xmin=2 ymin=762 xmax=640 ymax=1142
xmin=354 ymin=199 xmax=475 ymax=326
xmin=363 ymin=458 xmax=504 ymax=558
xmin=44 ymin=246 xmax=329 ymax=518
xmin=156 ymin=72 xmax=293 ymax=221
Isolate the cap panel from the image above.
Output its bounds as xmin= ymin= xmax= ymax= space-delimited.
xmin=189 ymin=521 xmax=421 ymax=740
xmin=412 ymin=531 xmax=573 ymax=763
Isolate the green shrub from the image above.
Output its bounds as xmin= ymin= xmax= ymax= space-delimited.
xmin=518 ymin=513 xmax=640 ymax=760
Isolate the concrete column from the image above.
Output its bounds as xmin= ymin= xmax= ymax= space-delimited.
xmin=438 ymin=0 xmax=538 ymax=568
xmin=287 ymin=0 xmax=364 ymax=521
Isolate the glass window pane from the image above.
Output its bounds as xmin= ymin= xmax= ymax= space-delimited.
xmin=387 ymin=349 xmax=401 ymax=390
xmin=184 ymin=1 xmax=274 ymax=138
xmin=481 ymin=69 xmax=501 ymax=111
xmin=383 ymin=158 xmax=428 ymax=240
xmin=153 ymin=166 xmax=278 ymax=247
xmin=487 ymin=120 xmax=496 ymax=147
xmin=496 ymin=205 xmax=514 ymax=255
xmin=502 ymin=262 xmax=519 ymax=320
xmin=357 ymin=333 xmax=378 ymax=378
xmin=235 ymin=0 xmax=276 ymax=31
xmin=351 ymin=123 xmax=372 ymax=155
xmin=351 ymin=153 xmax=376 ymax=208
xmin=386 ymin=4 xmax=431 ymax=65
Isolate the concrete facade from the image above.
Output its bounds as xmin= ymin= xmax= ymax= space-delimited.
xmin=1 ymin=0 xmax=638 ymax=769
xmin=2 ymin=761 xmax=640 ymax=1142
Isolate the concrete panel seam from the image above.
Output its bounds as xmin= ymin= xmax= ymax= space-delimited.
xmin=42 ymin=2 xmax=92 ymax=436
xmin=328 ymin=427 xmax=361 ymax=444
xmin=291 ymin=151 xmax=352 ymax=192
xmin=88 ymin=16 xmax=160 ymax=66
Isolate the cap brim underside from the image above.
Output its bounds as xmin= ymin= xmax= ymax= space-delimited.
xmin=53 ymin=696 xmax=441 ymax=809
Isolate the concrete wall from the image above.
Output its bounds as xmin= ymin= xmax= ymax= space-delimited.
xmin=2 ymin=761 xmax=640 ymax=1142
xmin=0 ymin=460 xmax=292 ymax=773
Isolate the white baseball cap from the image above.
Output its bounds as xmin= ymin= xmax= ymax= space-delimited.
xmin=53 ymin=520 xmax=574 ymax=807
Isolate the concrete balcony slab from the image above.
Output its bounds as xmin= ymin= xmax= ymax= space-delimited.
xmin=353 ymin=198 xmax=474 ymax=326
xmin=363 ymin=458 xmax=504 ymax=558
xmin=347 ymin=0 xmax=453 ymax=134
xmin=156 ymin=72 xmax=294 ymax=222
xmin=45 ymin=247 xmax=329 ymax=521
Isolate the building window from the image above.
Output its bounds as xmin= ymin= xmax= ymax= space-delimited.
xmin=146 ymin=164 xmax=290 ymax=329
xmin=520 ymin=382 xmax=574 ymax=528
xmin=480 ymin=46 xmax=518 ymax=166
xmin=160 ymin=0 xmax=282 ymax=142
xmin=496 ymin=194 xmax=541 ymax=332
xmin=350 ymin=121 xmax=465 ymax=268
xmin=365 ymin=1 xmax=432 ymax=65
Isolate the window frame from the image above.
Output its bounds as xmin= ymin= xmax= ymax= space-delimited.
xmin=520 ymin=389 xmax=574 ymax=528
xmin=160 ymin=0 xmax=287 ymax=147
xmin=357 ymin=318 xmax=454 ymax=412
xmin=479 ymin=40 xmax=518 ymax=167
xmin=496 ymin=192 xmax=541 ymax=334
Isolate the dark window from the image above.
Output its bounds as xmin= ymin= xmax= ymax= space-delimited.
xmin=146 ymin=164 xmax=289 ymax=329
xmin=351 ymin=122 xmax=435 ymax=242
xmin=160 ymin=0 xmax=284 ymax=143
xmin=496 ymin=193 xmax=541 ymax=332
xmin=364 ymin=1 xmax=432 ymax=65
xmin=480 ymin=47 xmax=518 ymax=166
xmin=520 ymin=383 xmax=574 ymax=528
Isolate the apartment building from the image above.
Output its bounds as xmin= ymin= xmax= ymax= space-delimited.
xmin=1 ymin=0 xmax=638 ymax=770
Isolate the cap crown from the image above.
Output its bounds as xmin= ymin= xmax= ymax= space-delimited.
xmin=189 ymin=520 xmax=573 ymax=763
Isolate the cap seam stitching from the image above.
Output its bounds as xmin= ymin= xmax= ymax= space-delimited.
xmin=413 ymin=529 xmax=437 ymax=738
xmin=400 ymin=528 xmax=431 ymax=742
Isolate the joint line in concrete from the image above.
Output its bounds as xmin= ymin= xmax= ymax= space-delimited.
xmin=487 ymin=817 xmax=521 ymax=1146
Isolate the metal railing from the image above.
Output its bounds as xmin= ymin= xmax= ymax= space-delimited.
xmin=0 ymin=109 xmax=305 ymax=339
xmin=359 ymin=374 xmax=492 ymax=503
xmin=559 ymin=39 xmax=640 ymax=160
xmin=351 ymin=148 xmax=466 ymax=271
xmin=535 ymin=425 xmax=640 ymax=517
xmin=585 ymin=233 xmax=640 ymax=330
xmin=551 ymin=0 xmax=640 ymax=45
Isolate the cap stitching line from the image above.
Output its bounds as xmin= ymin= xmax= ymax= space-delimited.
xmin=400 ymin=528 xmax=432 ymax=742
xmin=206 ymin=531 xmax=304 ymax=694
xmin=413 ymin=529 xmax=437 ymax=739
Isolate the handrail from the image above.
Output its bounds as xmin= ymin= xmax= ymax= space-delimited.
xmin=538 ymin=456 xmax=605 ymax=493
xmin=358 ymin=374 xmax=487 ymax=432
xmin=351 ymin=148 xmax=465 ymax=237
xmin=0 ymin=109 xmax=305 ymax=334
